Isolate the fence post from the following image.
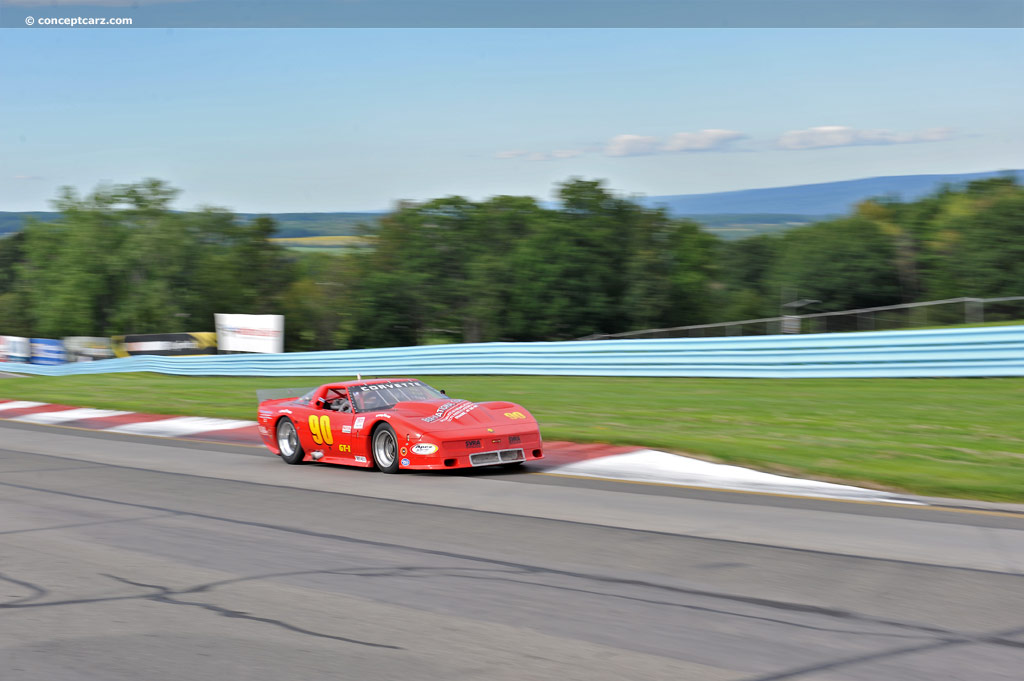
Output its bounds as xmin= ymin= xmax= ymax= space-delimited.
xmin=966 ymin=299 xmax=984 ymax=324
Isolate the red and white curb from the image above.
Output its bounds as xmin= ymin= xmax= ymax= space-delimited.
xmin=0 ymin=400 xmax=916 ymax=504
xmin=0 ymin=400 xmax=257 ymax=444
xmin=545 ymin=449 xmax=919 ymax=503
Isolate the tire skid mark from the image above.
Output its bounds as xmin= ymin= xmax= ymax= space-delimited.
xmin=0 ymin=570 xmax=49 ymax=606
xmin=0 ymin=475 xmax=1006 ymax=643
xmin=0 ymin=512 xmax=182 ymax=537
xmin=2 ymin=451 xmax=1020 ymax=577
xmin=742 ymin=623 xmax=1024 ymax=681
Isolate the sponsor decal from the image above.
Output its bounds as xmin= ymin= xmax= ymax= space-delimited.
xmin=504 ymin=411 xmax=527 ymax=420
xmin=375 ymin=413 xmax=392 ymax=419
xmin=464 ymin=439 xmax=481 ymax=448
xmin=444 ymin=402 xmax=478 ymax=422
xmin=351 ymin=380 xmax=423 ymax=393
xmin=125 ymin=340 xmax=198 ymax=353
xmin=400 ymin=447 xmax=408 ymax=455
xmin=355 ymin=456 xmax=367 ymax=463
xmin=281 ymin=409 xmax=292 ymax=415
xmin=491 ymin=438 xmax=501 ymax=444
xmin=411 ymin=443 xmax=438 ymax=455
xmin=338 ymin=444 xmax=351 ymax=453
xmin=400 ymin=458 xmax=410 ymax=467
xmin=221 ymin=327 xmax=279 ymax=337
xmin=354 ymin=417 xmax=365 ymax=429
xmin=112 ymin=332 xmax=217 ymax=358
xmin=258 ymin=426 xmax=268 ymax=436
xmin=342 ymin=425 xmax=352 ymax=434
xmin=30 ymin=338 xmax=67 ymax=365
xmin=422 ymin=400 xmax=461 ymax=422
xmin=215 ymin=314 xmax=284 ymax=353
xmin=62 ymin=336 xmax=114 ymax=362
xmin=509 ymin=435 xmax=522 ymax=444
xmin=1 ymin=336 xmax=30 ymax=363
xmin=486 ymin=428 xmax=494 ymax=433
xmin=422 ymin=400 xmax=480 ymax=423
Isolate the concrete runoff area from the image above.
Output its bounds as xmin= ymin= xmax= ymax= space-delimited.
xmin=0 ymin=422 xmax=1022 ymax=681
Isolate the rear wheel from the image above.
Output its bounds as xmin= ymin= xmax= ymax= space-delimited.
xmin=371 ymin=424 xmax=400 ymax=474
xmin=276 ymin=418 xmax=305 ymax=465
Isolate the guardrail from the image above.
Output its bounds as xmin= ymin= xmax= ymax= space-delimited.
xmin=3 ymin=325 xmax=1024 ymax=378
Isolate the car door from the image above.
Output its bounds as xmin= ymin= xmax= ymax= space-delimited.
xmin=307 ymin=390 xmax=357 ymax=462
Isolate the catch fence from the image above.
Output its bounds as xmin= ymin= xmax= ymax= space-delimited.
xmin=579 ymin=297 xmax=1024 ymax=340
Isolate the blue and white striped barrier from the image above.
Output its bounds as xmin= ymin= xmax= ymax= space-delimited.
xmin=3 ymin=325 xmax=1024 ymax=378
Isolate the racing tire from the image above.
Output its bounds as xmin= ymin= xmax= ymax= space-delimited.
xmin=371 ymin=423 xmax=401 ymax=474
xmin=276 ymin=418 xmax=305 ymax=465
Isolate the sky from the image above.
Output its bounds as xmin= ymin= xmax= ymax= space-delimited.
xmin=1 ymin=28 xmax=1022 ymax=212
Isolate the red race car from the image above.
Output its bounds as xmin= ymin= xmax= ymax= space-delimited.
xmin=256 ymin=378 xmax=543 ymax=472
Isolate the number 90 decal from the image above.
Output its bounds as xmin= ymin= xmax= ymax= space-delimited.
xmin=504 ymin=411 xmax=526 ymax=420
xmin=308 ymin=414 xmax=334 ymax=445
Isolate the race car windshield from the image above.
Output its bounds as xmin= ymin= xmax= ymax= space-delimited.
xmin=350 ymin=381 xmax=444 ymax=412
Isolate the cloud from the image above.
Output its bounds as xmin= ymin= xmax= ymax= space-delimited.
xmin=777 ymin=126 xmax=954 ymax=150
xmin=663 ymin=129 xmax=746 ymax=152
xmin=605 ymin=130 xmax=745 ymax=157
xmin=605 ymin=134 xmax=661 ymax=157
xmin=500 ymin=124 xmax=952 ymax=161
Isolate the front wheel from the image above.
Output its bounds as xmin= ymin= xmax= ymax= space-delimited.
xmin=276 ymin=418 xmax=305 ymax=465
xmin=371 ymin=424 xmax=400 ymax=474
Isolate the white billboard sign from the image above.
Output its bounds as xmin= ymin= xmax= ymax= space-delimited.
xmin=215 ymin=314 xmax=284 ymax=353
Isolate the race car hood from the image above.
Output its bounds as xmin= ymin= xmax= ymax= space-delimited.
xmin=386 ymin=399 xmax=530 ymax=430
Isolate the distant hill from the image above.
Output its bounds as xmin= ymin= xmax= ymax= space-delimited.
xmin=235 ymin=212 xmax=380 ymax=238
xmin=642 ymin=170 xmax=1024 ymax=216
xmin=3 ymin=170 xmax=1020 ymax=241
xmin=0 ymin=211 xmax=60 ymax=236
xmin=686 ymin=214 xmax=830 ymax=241
xmin=0 ymin=211 xmax=381 ymax=238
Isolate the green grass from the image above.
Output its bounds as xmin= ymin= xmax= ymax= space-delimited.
xmin=1 ymin=373 xmax=1022 ymax=502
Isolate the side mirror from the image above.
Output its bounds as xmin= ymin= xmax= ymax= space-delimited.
xmin=440 ymin=389 xmax=446 ymax=395
xmin=314 ymin=397 xmax=327 ymax=409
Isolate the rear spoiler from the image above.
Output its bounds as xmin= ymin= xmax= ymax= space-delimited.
xmin=256 ymin=387 xmax=316 ymax=405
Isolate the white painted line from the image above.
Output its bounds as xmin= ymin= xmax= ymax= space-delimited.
xmin=106 ymin=416 xmax=256 ymax=437
xmin=547 ymin=449 xmax=921 ymax=504
xmin=0 ymin=401 xmax=47 ymax=412
xmin=12 ymin=408 xmax=134 ymax=424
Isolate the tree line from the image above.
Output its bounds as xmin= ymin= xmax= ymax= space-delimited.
xmin=0 ymin=176 xmax=1020 ymax=351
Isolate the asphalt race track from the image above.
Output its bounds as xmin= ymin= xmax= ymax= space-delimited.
xmin=1 ymin=420 xmax=1023 ymax=680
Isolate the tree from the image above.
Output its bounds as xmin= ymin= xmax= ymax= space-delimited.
xmin=12 ymin=179 xmax=296 ymax=339
xmin=718 ymin=233 xmax=782 ymax=320
xmin=767 ymin=217 xmax=902 ymax=313
xmin=926 ymin=184 xmax=1024 ymax=299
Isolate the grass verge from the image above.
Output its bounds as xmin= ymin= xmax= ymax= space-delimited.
xmin=0 ymin=372 xmax=1022 ymax=502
